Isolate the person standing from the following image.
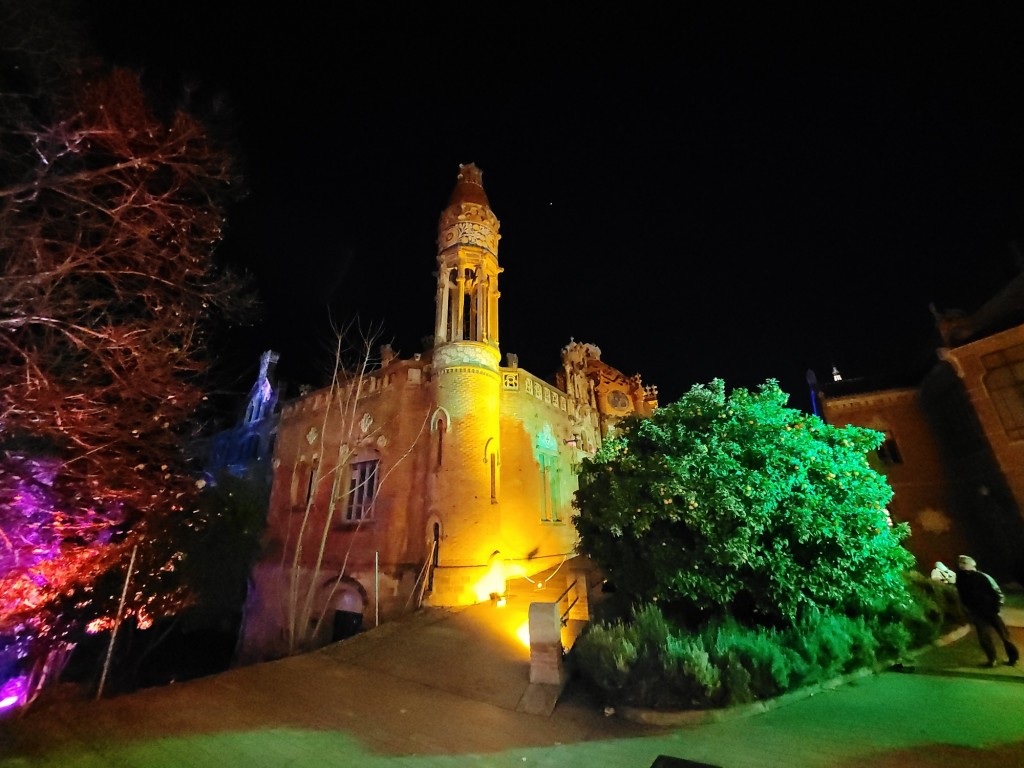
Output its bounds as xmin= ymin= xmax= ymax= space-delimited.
xmin=955 ymin=555 xmax=1019 ymax=667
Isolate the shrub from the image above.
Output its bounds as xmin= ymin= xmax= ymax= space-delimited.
xmin=663 ymin=633 xmax=721 ymax=706
xmin=707 ymin=618 xmax=795 ymax=701
xmin=574 ymin=600 xmax=941 ymax=710
xmin=572 ymin=622 xmax=638 ymax=694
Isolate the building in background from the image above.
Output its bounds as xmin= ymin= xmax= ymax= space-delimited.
xmin=239 ymin=164 xmax=657 ymax=661
xmin=815 ymin=269 xmax=1024 ymax=586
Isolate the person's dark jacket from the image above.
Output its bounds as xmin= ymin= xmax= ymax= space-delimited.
xmin=956 ymin=569 xmax=1003 ymax=616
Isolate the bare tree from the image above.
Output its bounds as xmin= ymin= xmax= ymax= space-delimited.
xmin=0 ymin=43 xmax=255 ymax=705
xmin=279 ymin=323 xmax=428 ymax=655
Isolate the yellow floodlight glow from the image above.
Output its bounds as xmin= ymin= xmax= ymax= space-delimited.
xmin=473 ymin=557 xmax=507 ymax=604
xmin=515 ymin=619 xmax=531 ymax=648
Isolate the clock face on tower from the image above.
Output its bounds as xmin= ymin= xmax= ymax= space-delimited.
xmin=608 ymin=390 xmax=629 ymax=411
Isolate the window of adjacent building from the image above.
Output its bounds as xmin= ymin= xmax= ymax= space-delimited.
xmin=877 ymin=432 xmax=903 ymax=465
xmin=982 ymin=345 xmax=1024 ymax=440
xmin=345 ymin=459 xmax=379 ymax=521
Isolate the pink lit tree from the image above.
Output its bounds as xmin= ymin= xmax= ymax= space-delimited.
xmin=0 ymin=11 xmax=255 ymax=710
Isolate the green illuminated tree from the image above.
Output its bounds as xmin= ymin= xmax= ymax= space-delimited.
xmin=572 ymin=379 xmax=915 ymax=630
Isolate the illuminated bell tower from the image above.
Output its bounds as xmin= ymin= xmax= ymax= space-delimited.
xmin=433 ymin=163 xmax=501 ymax=349
xmin=430 ymin=163 xmax=504 ymax=604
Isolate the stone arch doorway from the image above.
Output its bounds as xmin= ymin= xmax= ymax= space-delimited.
xmin=329 ymin=578 xmax=367 ymax=642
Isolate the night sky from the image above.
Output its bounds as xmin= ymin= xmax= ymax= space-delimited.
xmin=83 ymin=4 xmax=1024 ymax=410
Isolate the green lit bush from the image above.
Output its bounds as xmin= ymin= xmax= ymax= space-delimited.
xmin=574 ymin=594 xmax=939 ymax=709
xmin=573 ymin=379 xmax=915 ymax=630
xmin=570 ymin=379 xmax=944 ymax=709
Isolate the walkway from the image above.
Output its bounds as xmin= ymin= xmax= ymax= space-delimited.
xmin=2 ymin=587 xmax=1023 ymax=767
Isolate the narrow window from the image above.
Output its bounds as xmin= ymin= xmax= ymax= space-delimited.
xmin=436 ymin=419 xmax=445 ymax=467
xmin=463 ymin=292 xmax=473 ymax=340
xmin=550 ymin=463 xmax=561 ymax=522
xmin=346 ymin=460 xmax=379 ymax=521
xmin=446 ymin=268 xmax=459 ymax=340
xmin=489 ymin=453 xmax=497 ymax=503
xmin=305 ymin=465 xmax=316 ymax=504
xmin=293 ymin=462 xmax=314 ymax=507
xmin=463 ymin=268 xmax=478 ymax=340
xmin=540 ymin=455 xmax=552 ymax=521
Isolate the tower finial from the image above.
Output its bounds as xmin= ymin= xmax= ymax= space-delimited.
xmin=457 ymin=162 xmax=483 ymax=186
xmin=446 ymin=162 xmax=490 ymax=208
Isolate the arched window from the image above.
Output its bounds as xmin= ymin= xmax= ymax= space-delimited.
xmin=431 ymin=407 xmax=450 ymax=468
xmin=437 ymin=418 xmax=446 ymax=467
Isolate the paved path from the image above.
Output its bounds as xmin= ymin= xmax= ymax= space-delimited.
xmin=2 ymin=589 xmax=1024 ymax=768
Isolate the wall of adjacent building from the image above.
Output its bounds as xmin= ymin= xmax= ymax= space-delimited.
xmin=942 ymin=325 xmax=1024 ymax=521
xmin=822 ymin=388 xmax=973 ymax=576
xmin=821 ymin=313 xmax=1024 ymax=585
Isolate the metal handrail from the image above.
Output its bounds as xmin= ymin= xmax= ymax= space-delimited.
xmin=555 ymin=578 xmax=578 ymax=605
xmin=560 ymin=596 xmax=578 ymax=626
xmin=556 ymin=578 xmax=579 ymax=625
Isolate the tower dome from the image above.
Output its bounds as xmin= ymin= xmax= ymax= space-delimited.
xmin=437 ymin=163 xmax=500 ymax=257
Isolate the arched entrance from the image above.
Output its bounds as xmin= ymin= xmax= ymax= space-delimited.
xmin=330 ymin=582 xmax=366 ymax=641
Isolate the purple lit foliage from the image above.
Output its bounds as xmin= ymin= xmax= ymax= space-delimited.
xmin=0 ymin=453 xmax=126 ymax=711
xmin=0 ymin=455 xmax=123 ymax=578
xmin=0 ymin=673 xmax=28 ymax=712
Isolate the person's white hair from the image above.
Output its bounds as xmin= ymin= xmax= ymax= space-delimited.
xmin=958 ymin=555 xmax=977 ymax=569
